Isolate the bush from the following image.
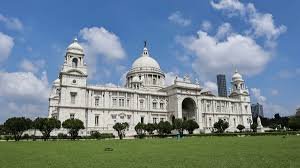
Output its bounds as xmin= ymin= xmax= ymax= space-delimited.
xmin=213 ymin=119 xmax=229 ymax=133
xmin=91 ymin=131 xmax=101 ymax=139
xmin=288 ymin=117 xmax=300 ymax=131
xmin=62 ymin=119 xmax=85 ymax=140
xmin=157 ymin=121 xmax=172 ymax=136
xmin=99 ymin=133 xmax=115 ymax=139
xmin=134 ymin=122 xmax=146 ymax=139
xmin=57 ymin=133 xmax=68 ymax=139
xmin=237 ymin=124 xmax=245 ymax=132
xmin=184 ymin=120 xmax=199 ymax=134
xmin=22 ymin=133 xmax=30 ymax=141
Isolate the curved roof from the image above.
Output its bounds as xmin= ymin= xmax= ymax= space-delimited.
xmin=131 ymin=47 xmax=160 ymax=70
xmin=67 ymin=38 xmax=84 ymax=55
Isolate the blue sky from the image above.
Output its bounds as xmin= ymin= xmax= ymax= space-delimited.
xmin=0 ymin=0 xmax=299 ymax=122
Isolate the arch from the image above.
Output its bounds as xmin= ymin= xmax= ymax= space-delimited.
xmin=182 ymin=97 xmax=197 ymax=121
xmin=72 ymin=58 xmax=78 ymax=68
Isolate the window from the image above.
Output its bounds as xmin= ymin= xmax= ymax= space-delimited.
xmin=160 ymin=118 xmax=164 ymax=122
xmin=209 ymin=118 xmax=212 ymax=127
xmin=72 ymin=79 xmax=76 ymax=84
xmin=141 ymin=116 xmax=144 ymax=124
xmin=70 ymin=92 xmax=77 ymax=104
xmin=111 ymin=114 xmax=117 ymax=119
xmin=127 ymin=115 xmax=131 ymax=120
xmin=127 ymin=99 xmax=130 ymax=107
xmin=153 ymin=102 xmax=157 ymax=109
xmin=233 ymin=118 xmax=236 ymax=127
xmin=120 ymin=115 xmax=124 ymax=119
xmin=119 ymin=98 xmax=125 ymax=107
xmin=140 ymin=100 xmax=144 ymax=109
xmin=95 ymin=115 xmax=99 ymax=126
xmin=153 ymin=78 xmax=156 ymax=85
xmin=95 ymin=97 xmax=99 ymax=106
xmin=112 ymin=98 xmax=117 ymax=107
xmin=72 ymin=58 xmax=78 ymax=68
xmin=153 ymin=117 xmax=157 ymax=123
xmin=160 ymin=103 xmax=164 ymax=109
xmin=70 ymin=113 xmax=75 ymax=119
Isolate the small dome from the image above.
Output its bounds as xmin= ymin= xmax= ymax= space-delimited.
xmin=232 ymin=69 xmax=243 ymax=81
xmin=132 ymin=47 xmax=160 ymax=70
xmin=53 ymin=78 xmax=60 ymax=85
xmin=67 ymin=38 xmax=84 ymax=55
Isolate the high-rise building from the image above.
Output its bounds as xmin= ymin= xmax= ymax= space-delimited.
xmin=217 ymin=74 xmax=227 ymax=97
xmin=251 ymin=103 xmax=264 ymax=118
xmin=296 ymin=107 xmax=300 ymax=117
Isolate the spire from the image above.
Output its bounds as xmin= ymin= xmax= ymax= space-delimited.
xmin=142 ymin=40 xmax=149 ymax=57
xmin=73 ymin=37 xmax=78 ymax=43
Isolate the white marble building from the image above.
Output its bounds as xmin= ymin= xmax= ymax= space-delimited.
xmin=48 ymin=38 xmax=252 ymax=135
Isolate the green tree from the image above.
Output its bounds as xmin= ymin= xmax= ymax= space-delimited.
xmin=0 ymin=124 xmax=7 ymax=135
xmin=250 ymin=123 xmax=258 ymax=132
xmin=134 ymin=122 xmax=146 ymax=138
xmin=34 ymin=117 xmax=61 ymax=141
xmin=145 ymin=123 xmax=157 ymax=135
xmin=4 ymin=117 xmax=32 ymax=141
xmin=184 ymin=120 xmax=199 ymax=134
xmin=173 ymin=118 xmax=184 ymax=136
xmin=236 ymin=124 xmax=245 ymax=132
xmin=113 ymin=122 xmax=129 ymax=140
xmin=62 ymin=119 xmax=84 ymax=140
xmin=213 ymin=119 xmax=229 ymax=133
xmin=288 ymin=117 xmax=300 ymax=131
xmin=157 ymin=121 xmax=172 ymax=136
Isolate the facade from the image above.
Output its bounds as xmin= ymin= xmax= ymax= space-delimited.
xmin=48 ymin=39 xmax=253 ymax=135
xmin=217 ymin=74 xmax=227 ymax=97
xmin=251 ymin=103 xmax=264 ymax=119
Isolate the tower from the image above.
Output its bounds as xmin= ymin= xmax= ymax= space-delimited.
xmin=217 ymin=74 xmax=227 ymax=97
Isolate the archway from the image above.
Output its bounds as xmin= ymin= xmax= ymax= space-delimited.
xmin=72 ymin=58 xmax=78 ymax=68
xmin=182 ymin=98 xmax=196 ymax=120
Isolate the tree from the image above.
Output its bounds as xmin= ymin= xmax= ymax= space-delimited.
xmin=113 ymin=122 xmax=129 ymax=140
xmin=250 ymin=123 xmax=258 ymax=132
xmin=134 ymin=122 xmax=146 ymax=138
xmin=62 ymin=119 xmax=84 ymax=140
xmin=145 ymin=123 xmax=157 ymax=135
xmin=157 ymin=121 xmax=172 ymax=136
xmin=4 ymin=117 xmax=32 ymax=141
xmin=184 ymin=120 xmax=199 ymax=134
xmin=173 ymin=119 xmax=184 ymax=136
xmin=213 ymin=119 xmax=229 ymax=133
xmin=34 ymin=118 xmax=61 ymax=141
xmin=288 ymin=117 xmax=300 ymax=131
xmin=0 ymin=124 xmax=7 ymax=135
xmin=236 ymin=124 xmax=245 ymax=132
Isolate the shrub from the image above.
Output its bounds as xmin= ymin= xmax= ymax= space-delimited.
xmin=135 ymin=122 xmax=146 ymax=138
xmin=213 ymin=119 xmax=229 ymax=133
xmin=237 ymin=124 xmax=245 ymax=132
xmin=145 ymin=123 xmax=157 ymax=135
xmin=157 ymin=121 xmax=172 ymax=136
xmin=57 ymin=133 xmax=68 ymax=139
xmin=251 ymin=123 xmax=258 ymax=132
xmin=22 ymin=133 xmax=30 ymax=141
xmin=90 ymin=131 xmax=101 ymax=139
xmin=62 ymin=119 xmax=85 ymax=140
xmin=113 ymin=122 xmax=129 ymax=140
xmin=288 ymin=117 xmax=300 ymax=131
xmin=184 ymin=120 xmax=199 ymax=134
xmin=4 ymin=117 xmax=32 ymax=141
xmin=33 ymin=117 xmax=61 ymax=141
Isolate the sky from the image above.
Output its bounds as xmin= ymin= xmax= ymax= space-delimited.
xmin=0 ymin=0 xmax=299 ymax=122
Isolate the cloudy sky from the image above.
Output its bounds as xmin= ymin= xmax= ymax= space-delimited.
xmin=0 ymin=0 xmax=299 ymax=122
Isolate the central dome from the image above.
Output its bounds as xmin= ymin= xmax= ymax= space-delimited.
xmin=131 ymin=47 xmax=160 ymax=70
xmin=67 ymin=38 xmax=84 ymax=55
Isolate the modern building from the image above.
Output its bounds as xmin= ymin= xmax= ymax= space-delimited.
xmin=48 ymin=38 xmax=253 ymax=135
xmin=251 ymin=103 xmax=264 ymax=119
xmin=296 ymin=108 xmax=300 ymax=117
xmin=217 ymin=74 xmax=227 ymax=97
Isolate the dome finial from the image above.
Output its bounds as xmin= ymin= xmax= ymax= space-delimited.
xmin=73 ymin=37 xmax=78 ymax=43
xmin=144 ymin=40 xmax=147 ymax=48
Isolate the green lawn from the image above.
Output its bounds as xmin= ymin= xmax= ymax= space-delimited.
xmin=0 ymin=136 xmax=299 ymax=168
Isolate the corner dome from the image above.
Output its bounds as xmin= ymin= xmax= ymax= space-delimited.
xmin=67 ymin=38 xmax=84 ymax=55
xmin=232 ymin=69 xmax=243 ymax=81
xmin=132 ymin=47 xmax=160 ymax=70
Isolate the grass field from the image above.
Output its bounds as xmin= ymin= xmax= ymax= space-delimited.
xmin=0 ymin=136 xmax=299 ymax=168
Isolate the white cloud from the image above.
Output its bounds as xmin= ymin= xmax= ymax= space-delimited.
xmin=0 ymin=32 xmax=14 ymax=62
xmin=270 ymin=89 xmax=279 ymax=96
xmin=215 ymin=22 xmax=232 ymax=39
xmin=251 ymin=88 xmax=266 ymax=103
xmin=19 ymin=59 xmax=46 ymax=74
xmin=201 ymin=20 xmax=212 ymax=31
xmin=0 ymin=71 xmax=49 ymax=122
xmin=0 ymin=14 xmax=23 ymax=31
xmin=177 ymin=30 xmax=270 ymax=79
xmin=168 ymin=11 xmax=191 ymax=27
xmin=79 ymin=26 xmax=126 ymax=78
xmin=204 ymin=81 xmax=218 ymax=94
xmin=0 ymin=71 xmax=49 ymax=102
xmin=211 ymin=0 xmax=286 ymax=48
